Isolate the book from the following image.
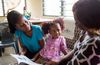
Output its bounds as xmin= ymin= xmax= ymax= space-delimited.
xmin=10 ymin=54 xmax=42 ymax=65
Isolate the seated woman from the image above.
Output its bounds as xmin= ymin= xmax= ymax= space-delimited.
xmin=7 ymin=10 xmax=45 ymax=59
xmin=45 ymin=0 xmax=100 ymax=65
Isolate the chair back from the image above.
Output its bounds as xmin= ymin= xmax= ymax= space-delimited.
xmin=1 ymin=27 xmax=15 ymax=44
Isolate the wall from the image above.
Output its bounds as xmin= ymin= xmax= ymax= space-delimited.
xmin=62 ymin=19 xmax=75 ymax=39
xmin=0 ymin=0 xmax=43 ymax=22
xmin=26 ymin=0 xmax=43 ymax=18
xmin=0 ymin=17 xmax=6 ymax=23
xmin=0 ymin=0 xmax=75 ymax=21
xmin=0 ymin=0 xmax=75 ymax=39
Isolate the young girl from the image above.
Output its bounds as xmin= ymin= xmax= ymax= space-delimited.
xmin=7 ymin=10 xmax=45 ymax=59
xmin=35 ymin=22 xmax=68 ymax=64
xmin=53 ymin=18 xmax=65 ymax=31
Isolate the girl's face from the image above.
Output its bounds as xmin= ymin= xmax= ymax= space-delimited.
xmin=49 ymin=23 xmax=61 ymax=38
xmin=15 ymin=16 xmax=31 ymax=32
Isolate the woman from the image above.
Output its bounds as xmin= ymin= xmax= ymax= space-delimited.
xmin=46 ymin=0 xmax=100 ymax=65
xmin=7 ymin=10 xmax=45 ymax=59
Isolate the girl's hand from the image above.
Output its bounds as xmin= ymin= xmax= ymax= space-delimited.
xmin=19 ymin=62 xmax=28 ymax=65
xmin=45 ymin=61 xmax=59 ymax=65
xmin=32 ymin=52 xmax=40 ymax=61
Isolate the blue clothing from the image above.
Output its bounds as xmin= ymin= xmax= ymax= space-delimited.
xmin=15 ymin=25 xmax=43 ymax=53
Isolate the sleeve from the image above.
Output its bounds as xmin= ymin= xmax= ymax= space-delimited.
xmin=60 ymin=37 xmax=68 ymax=51
xmin=67 ymin=39 xmax=100 ymax=65
xmin=36 ymin=25 xmax=44 ymax=41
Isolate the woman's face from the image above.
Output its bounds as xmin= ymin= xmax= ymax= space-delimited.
xmin=49 ymin=23 xmax=61 ymax=38
xmin=15 ymin=16 xmax=31 ymax=32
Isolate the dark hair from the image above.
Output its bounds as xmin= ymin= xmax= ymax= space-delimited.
xmin=42 ymin=23 xmax=51 ymax=35
xmin=73 ymin=0 xmax=100 ymax=30
xmin=53 ymin=18 xmax=64 ymax=31
xmin=7 ymin=10 xmax=23 ymax=34
xmin=42 ymin=22 xmax=60 ymax=35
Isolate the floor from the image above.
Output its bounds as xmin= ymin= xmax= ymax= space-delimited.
xmin=0 ymin=47 xmax=17 ymax=65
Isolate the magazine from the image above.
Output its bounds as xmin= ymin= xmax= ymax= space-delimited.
xmin=10 ymin=54 xmax=42 ymax=65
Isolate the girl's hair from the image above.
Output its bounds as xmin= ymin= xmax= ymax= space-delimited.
xmin=42 ymin=22 xmax=60 ymax=35
xmin=42 ymin=23 xmax=50 ymax=35
xmin=7 ymin=10 xmax=23 ymax=34
xmin=53 ymin=18 xmax=64 ymax=31
xmin=73 ymin=0 xmax=100 ymax=30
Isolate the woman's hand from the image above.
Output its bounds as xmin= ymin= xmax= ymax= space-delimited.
xmin=17 ymin=38 xmax=27 ymax=55
xmin=20 ymin=50 xmax=26 ymax=55
xmin=45 ymin=61 xmax=59 ymax=65
xmin=18 ymin=48 xmax=27 ymax=55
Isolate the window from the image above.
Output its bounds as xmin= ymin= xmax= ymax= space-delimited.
xmin=0 ymin=0 xmax=4 ymax=16
xmin=43 ymin=0 xmax=61 ymax=16
xmin=43 ymin=0 xmax=78 ymax=17
xmin=0 ymin=0 xmax=26 ymax=16
xmin=63 ymin=0 xmax=78 ymax=17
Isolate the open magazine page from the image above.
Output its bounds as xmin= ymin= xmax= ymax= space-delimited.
xmin=10 ymin=54 xmax=42 ymax=65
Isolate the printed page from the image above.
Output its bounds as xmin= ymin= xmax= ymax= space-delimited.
xmin=10 ymin=54 xmax=42 ymax=65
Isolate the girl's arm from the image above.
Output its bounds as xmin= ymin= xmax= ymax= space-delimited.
xmin=61 ymin=37 xmax=68 ymax=55
xmin=45 ymin=50 xmax=74 ymax=65
xmin=32 ymin=52 xmax=40 ymax=61
xmin=61 ymin=49 xmax=68 ymax=55
xmin=33 ymin=39 xmax=45 ymax=61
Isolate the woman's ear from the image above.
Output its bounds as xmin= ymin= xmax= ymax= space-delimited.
xmin=95 ymin=29 xmax=100 ymax=35
xmin=87 ymin=28 xmax=100 ymax=35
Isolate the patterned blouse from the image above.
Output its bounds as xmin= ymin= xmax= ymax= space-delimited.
xmin=67 ymin=32 xmax=100 ymax=65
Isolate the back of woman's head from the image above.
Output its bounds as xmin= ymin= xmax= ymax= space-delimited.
xmin=7 ymin=10 xmax=23 ymax=34
xmin=73 ymin=0 xmax=100 ymax=30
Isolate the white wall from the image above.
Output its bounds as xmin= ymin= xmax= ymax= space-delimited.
xmin=26 ymin=0 xmax=43 ymax=18
xmin=0 ymin=0 xmax=43 ymax=22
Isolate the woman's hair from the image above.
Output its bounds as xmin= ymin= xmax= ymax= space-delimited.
xmin=73 ymin=0 xmax=100 ymax=30
xmin=7 ymin=10 xmax=23 ymax=34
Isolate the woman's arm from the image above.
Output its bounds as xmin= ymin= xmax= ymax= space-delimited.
xmin=17 ymin=38 xmax=27 ymax=55
xmin=39 ymin=39 xmax=45 ymax=48
xmin=58 ymin=50 xmax=74 ymax=65
xmin=33 ymin=39 xmax=45 ymax=61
